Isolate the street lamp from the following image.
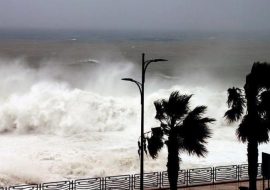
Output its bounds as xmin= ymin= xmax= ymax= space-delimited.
xmin=122 ymin=53 xmax=167 ymax=190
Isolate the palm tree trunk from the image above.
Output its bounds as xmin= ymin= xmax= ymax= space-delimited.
xmin=247 ymin=138 xmax=258 ymax=190
xmin=245 ymin=75 xmax=259 ymax=190
xmin=166 ymin=134 xmax=179 ymax=190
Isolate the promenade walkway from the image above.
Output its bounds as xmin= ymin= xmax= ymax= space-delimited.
xmin=176 ymin=180 xmax=268 ymax=190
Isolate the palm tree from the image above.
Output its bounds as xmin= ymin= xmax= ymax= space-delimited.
xmin=142 ymin=91 xmax=214 ymax=190
xmin=225 ymin=62 xmax=270 ymax=190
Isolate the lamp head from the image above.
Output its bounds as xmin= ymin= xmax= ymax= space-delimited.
xmin=121 ymin=78 xmax=134 ymax=82
xmin=150 ymin=59 xmax=168 ymax=63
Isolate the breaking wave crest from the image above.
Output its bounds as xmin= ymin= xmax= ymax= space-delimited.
xmin=0 ymin=58 xmax=140 ymax=135
xmin=0 ymin=82 xmax=139 ymax=135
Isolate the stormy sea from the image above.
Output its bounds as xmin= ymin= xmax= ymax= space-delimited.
xmin=0 ymin=30 xmax=270 ymax=186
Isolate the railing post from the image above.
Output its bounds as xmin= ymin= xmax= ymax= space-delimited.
xmin=131 ymin=174 xmax=133 ymax=190
xmin=159 ymin=172 xmax=161 ymax=189
xmin=186 ymin=169 xmax=189 ymax=187
xmin=70 ymin=180 xmax=73 ymax=190
xmin=212 ymin=167 xmax=215 ymax=185
xmin=102 ymin=177 xmax=104 ymax=190
xmin=237 ymin=165 xmax=240 ymax=182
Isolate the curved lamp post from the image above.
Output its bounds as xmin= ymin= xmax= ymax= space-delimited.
xmin=122 ymin=53 xmax=167 ymax=190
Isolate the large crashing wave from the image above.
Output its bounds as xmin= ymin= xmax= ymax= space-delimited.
xmin=0 ymin=58 xmax=140 ymax=135
xmin=0 ymin=58 xmax=143 ymax=185
xmin=0 ymin=57 xmax=227 ymax=136
xmin=0 ymin=82 xmax=138 ymax=134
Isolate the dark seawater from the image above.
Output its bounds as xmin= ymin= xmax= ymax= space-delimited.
xmin=1 ymin=29 xmax=270 ymax=90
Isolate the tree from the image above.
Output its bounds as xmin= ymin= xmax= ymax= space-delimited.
xmin=225 ymin=62 xmax=270 ymax=190
xmin=142 ymin=91 xmax=214 ymax=190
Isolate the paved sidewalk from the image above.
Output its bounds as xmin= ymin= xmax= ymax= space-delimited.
xmin=178 ymin=180 xmax=268 ymax=190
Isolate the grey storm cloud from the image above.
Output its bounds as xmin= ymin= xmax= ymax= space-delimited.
xmin=0 ymin=0 xmax=270 ymax=31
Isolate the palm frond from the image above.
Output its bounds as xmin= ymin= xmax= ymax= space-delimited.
xmin=179 ymin=106 xmax=214 ymax=156
xmin=236 ymin=116 xmax=250 ymax=143
xmin=258 ymin=90 xmax=270 ymax=119
xmin=181 ymin=106 xmax=214 ymax=141
xmin=257 ymin=119 xmax=270 ymax=143
xmin=236 ymin=115 xmax=270 ymax=143
xmin=147 ymin=127 xmax=164 ymax=159
xmin=257 ymin=121 xmax=270 ymax=144
xmin=189 ymin=106 xmax=207 ymax=116
xmin=152 ymin=126 xmax=164 ymax=137
xmin=225 ymin=87 xmax=246 ymax=122
xmin=165 ymin=91 xmax=192 ymax=120
xmin=224 ymin=109 xmax=242 ymax=123
xmin=181 ymin=139 xmax=208 ymax=157
xmin=154 ymin=101 xmax=166 ymax=121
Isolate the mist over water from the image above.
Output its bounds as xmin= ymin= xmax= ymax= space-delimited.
xmin=0 ymin=35 xmax=270 ymax=186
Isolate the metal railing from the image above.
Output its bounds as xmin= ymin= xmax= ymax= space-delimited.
xmin=3 ymin=163 xmax=262 ymax=190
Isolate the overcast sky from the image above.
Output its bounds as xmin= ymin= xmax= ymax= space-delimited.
xmin=0 ymin=0 xmax=270 ymax=31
